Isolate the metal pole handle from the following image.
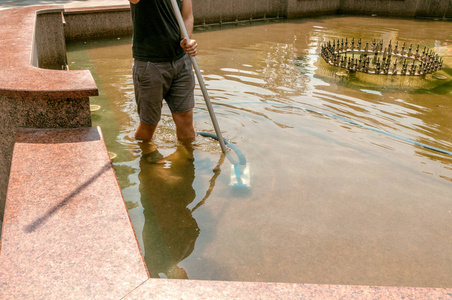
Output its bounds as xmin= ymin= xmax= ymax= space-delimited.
xmin=170 ymin=0 xmax=228 ymax=154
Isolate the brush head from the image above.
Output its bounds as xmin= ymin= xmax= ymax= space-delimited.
xmin=230 ymin=163 xmax=251 ymax=188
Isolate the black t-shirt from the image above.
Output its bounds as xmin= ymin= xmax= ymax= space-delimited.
xmin=130 ymin=0 xmax=185 ymax=62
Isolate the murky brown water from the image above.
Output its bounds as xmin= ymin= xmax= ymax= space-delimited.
xmin=67 ymin=16 xmax=452 ymax=287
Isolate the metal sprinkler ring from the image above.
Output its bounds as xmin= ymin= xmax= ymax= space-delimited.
xmin=321 ymin=38 xmax=444 ymax=76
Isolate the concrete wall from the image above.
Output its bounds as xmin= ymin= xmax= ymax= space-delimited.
xmin=415 ymin=0 xmax=452 ymax=18
xmin=193 ymin=0 xmax=287 ymax=24
xmin=339 ymin=0 xmax=451 ymax=18
xmin=193 ymin=0 xmax=452 ymax=21
xmin=35 ymin=11 xmax=67 ymax=69
xmin=60 ymin=1 xmax=450 ymax=41
xmin=339 ymin=0 xmax=418 ymax=17
xmin=64 ymin=7 xmax=132 ymax=41
xmin=287 ymin=0 xmax=340 ymax=19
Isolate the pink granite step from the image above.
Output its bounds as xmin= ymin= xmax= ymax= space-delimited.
xmin=123 ymin=279 xmax=452 ymax=299
xmin=0 ymin=127 xmax=149 ymax=299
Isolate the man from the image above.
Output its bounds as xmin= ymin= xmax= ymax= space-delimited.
xmin=129 ymin=0 xmax=198 ymax=141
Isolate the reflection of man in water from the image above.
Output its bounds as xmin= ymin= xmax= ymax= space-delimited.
xmin=138 ymin=141 xmax=199 ymax=279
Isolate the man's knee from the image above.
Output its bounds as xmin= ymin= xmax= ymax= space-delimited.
xmin=173 ymin=110 xmax=195 ymax=139
xmin=173 ymin=110 xmax=194 ymax=124
xmin=135 ymin=121 xmax=158 ymax=141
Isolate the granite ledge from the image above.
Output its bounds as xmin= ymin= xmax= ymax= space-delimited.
xmin=0 ymin=5 xmax=98 ymax=98
xmin=0 ymin=127 xmax=149 ymax=299
xmin=64 ymin=5 xmax=131 ymax=15
xmin=123 ymin=278 xmax=452 ymax=300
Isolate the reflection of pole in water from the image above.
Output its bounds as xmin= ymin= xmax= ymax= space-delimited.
xmin=190 ymin=154 xmax=226 ymax=212
xmin=138 ymin=141 xmax=199 ymax=279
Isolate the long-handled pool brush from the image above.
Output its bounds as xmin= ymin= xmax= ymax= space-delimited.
xmin=170 ymin=0 xmax=250 ymax=188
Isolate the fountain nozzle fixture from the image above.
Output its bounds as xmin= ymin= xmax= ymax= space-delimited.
xmin=321 ymin=38 xmax=443 ymax=76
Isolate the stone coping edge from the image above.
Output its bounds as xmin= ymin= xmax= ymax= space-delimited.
xmin=64 ymin=5 xmax=131 ymax=15
xmin=0 ymin=5 xmax=98 ymax=98
xmin=122 ymin=278 xmax=452 ymax=299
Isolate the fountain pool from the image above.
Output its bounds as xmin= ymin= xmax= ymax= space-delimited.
xmin=66 ymin=16 xmax=452 ymax=287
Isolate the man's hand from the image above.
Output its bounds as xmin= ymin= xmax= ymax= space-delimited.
xmin=180 ymin=37 xmax=198 ymax=56
xmin=129 ymin=0 xmax=140 ymax=4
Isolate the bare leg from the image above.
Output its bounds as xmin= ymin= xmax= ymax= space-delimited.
xmin=172 ymin=110 xmax=196 ymax=140
xmin=135 ymin=121 xmax=158 ymax=141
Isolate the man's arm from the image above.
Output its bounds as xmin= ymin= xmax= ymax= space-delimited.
xmin=180 ymin=0 xmax=198 ymax=56
xmin=181 ymin=0 xmax=194 ymax=37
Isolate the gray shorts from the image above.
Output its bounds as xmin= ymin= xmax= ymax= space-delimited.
xmin=133 ymin=54 xmax=195 ymax=125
